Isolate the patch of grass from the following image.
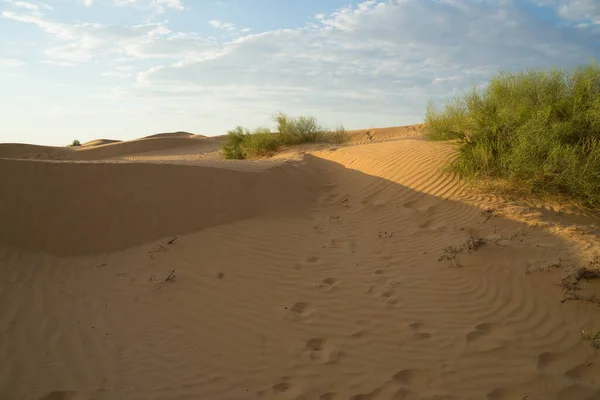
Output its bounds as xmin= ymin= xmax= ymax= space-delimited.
xmin=222 ymin=126 xmax=280 ymax=159
xmin=425 ymin=61 xmax=600 ymax=208
xmin=582 ymin=328 xmax=600 ymax=348
xmin=559 ymin=253 xmax=600 ymax=303
xmin=274 ymin=112 xmax=322 ymax=145
xmin=323 ymin=124 xmax=351 ymax=144
xmin=575 ymin=253 xmax=600 ymax=281
xmin=438 ymin=236 xmax=488 ymax=267
xmin=222 ymin=113 xmax=348 ymax=159
xmin=222 ymin=126 xmax=248 ymax=160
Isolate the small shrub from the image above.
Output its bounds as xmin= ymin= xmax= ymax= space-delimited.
xmin=425 ymin=61 xmax=600 ymax=208
xmin=242 ymin=127 xmax=281 ymax=158
xmin=222 ymin=113 xmax=348 ymax=159
xmin=582 ymin=328 xmax=600 ymax=348
xmin=274 ymin=113 xmax=323 ymax=144
xmin=323 ymin=124 xmax=350 ymax=144
xmin=575 ymin=253 xmax=600 ymax=281
xmin=222 ymin=126 xmax=249 ymax=160
xmin=67 ymin=139 xmax=81 ymax=147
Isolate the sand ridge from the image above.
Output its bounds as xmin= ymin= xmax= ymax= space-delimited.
xmin=1 ymin=128 xmax=600 ymax=399
xmin=81 ymin=139 xmax=122 ymax=147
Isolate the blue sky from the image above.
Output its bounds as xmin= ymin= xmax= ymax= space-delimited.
xmin=1 ymin=0 xmax=599 ymax=145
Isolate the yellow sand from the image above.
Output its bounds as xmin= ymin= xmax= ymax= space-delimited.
xmin=1 ymin=126 xmax=600 ymax=400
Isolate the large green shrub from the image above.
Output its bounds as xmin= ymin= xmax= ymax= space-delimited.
xmin=425 ymin=62 xmax=600 ymax=208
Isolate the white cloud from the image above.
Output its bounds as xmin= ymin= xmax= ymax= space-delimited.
xmin=78 ymin=0 xmax=183 ymax=12
xmin=3 ymin=0 xmax=600 ymax=133
xmin=128 ymin=0 xmax=598 ymax=118
xmin=112 ymin=0 xmax=183 ymax=12
xmin=2 ymin=10 xmax=215 ymax=62
xmin=432 ymin=76 xmax=460 ymax=84
xmin=208 ymin=19 xmax=235 ymax=31
xmin=5 ymin=0 xmax=52 ymax=11
xmin=41 ymin=60 xmax=78 ymax=66
xmin=536 ymin=0 xmax=600 ymax=24
xmin=0 ymin=57 xmax=25 ymax=67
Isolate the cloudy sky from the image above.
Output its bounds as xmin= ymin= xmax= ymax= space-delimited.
xmin=1 ymin=0 xmax=599 ymax=145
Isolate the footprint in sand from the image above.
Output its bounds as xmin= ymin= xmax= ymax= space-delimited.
xmin=556 ymin=384 xmax=600 ymax=400
xmin=38 ymin=392 xmax=80 ymax=400
xmin=565 ymin=361 xmax=600 ymax=386
xmin=365 ymin=280 xmax=401 ymax=306
xmin=303 ymin=338 xmax=343 ymax=364
xmin=392 ymin=368 xmax=435 ymax=388
xmin=537 ymin=351 xmax=563 ymax=372
xmin=258 ymin=379 xmax=301 ymax=399
xmin=284 ymin=302 xmax=314 ymax=320
xmin=319 ymin=393 xmax=342 ymax=400
xmin=307 ymin=256 xmax=320 ymax=263
xmin=318 ymin=277 xmax=338 ymax=291
xmin=409 ymin=321 xmax=432 ymax=340
xmin=466 ymin=323 xmax=493 ymax=342
xmin=466 ymin=323 xmax=514 ymax=352
xmin=291 ymin=302 xmax=310 ymax=314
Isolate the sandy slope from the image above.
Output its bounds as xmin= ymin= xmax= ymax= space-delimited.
xmin=1 ymin=129 xmax=600 ymax=400
xmin=142 ymin=131 xmax=201 ymax=139
xmin=81 ymin=139 xmax=122 ymax=147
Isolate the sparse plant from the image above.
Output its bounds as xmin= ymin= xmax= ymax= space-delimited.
xmin=425 ymin=61 xmax=600 ymax=208
xmin=221 ymin=113 xmax=348 ymax=159
xmin=558 ymin=253 xmax=600 ymax=303
xmin=323 ymin=123 xmax=350 ymax=144
xmin=582 ymin=328 xmax=600 ymax=348
xmin=575 ymin=253 xmax=600 ymax=281
xmin=274 ymin=112 xmax=323 ymax=144
xmin=438 ymin=236 xmax=488 ymax=267
xmin=222 ymin=126 xmax=249 ymax=160
xmin=241 ymin=127 xmax=281 ymax=158
xmin=67 ymin=139 xmax=81 ymax=147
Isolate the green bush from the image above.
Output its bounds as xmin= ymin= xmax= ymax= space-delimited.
xmin=274 ymin=113 xmax=322 ymax=144
xmin=323 ymin=123 xmax=351 ymax=144
xmin=67 ymin=139 xmax=81 ymax=147
xmin=425 ymin=61 xmax=600 ymax=208
xmin=222 ymin=126 xmax=249 ymax=160
xmin=222 ymin=113 xmax=349 ymax=159
xmin=242 ymin=127 xmax=281 ymax=158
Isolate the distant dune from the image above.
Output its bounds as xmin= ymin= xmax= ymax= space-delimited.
xmin=68 ymin=136 xmax=220 ymax=161
xmin=81 ymin=139 xmax=122 ymax=147
xmin=0 ymin=143 xmax=70 ymax=159
xmin=1 ymin=124 xmax=600 ymax=400
xmin=346 ymin=123 xmax=424 ymax=144
xmin=143 ymin=131 xmax=204 ymax=139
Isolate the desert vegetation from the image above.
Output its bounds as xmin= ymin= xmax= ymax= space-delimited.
xmin=425 ymin=61 xmax=600 ymax=208
xmin=222 ymin=113 xmax=349 ymax=159
xmin=67 ymin=139 xmax=81 ymax=147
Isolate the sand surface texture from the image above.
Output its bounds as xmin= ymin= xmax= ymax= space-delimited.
xmin=1 ymin=126 xmax=600 ymax=400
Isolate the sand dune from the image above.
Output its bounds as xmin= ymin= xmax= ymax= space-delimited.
xmin=347 ymin=124 xmax=424 ymax=144
xmin=1 ymin=129 xmax=600 ymax=400
xmin=0 ymin=157 xmax=319 ymax=256
xmin=143 ymin=131 xmax=201 ymax=139
xmin=68 ymin=137 xmax=221 ymax=161
xmin=0 ymin=143 xmax=71 ymax=159
xmin=0 ymin=136 xmax=219 ymax=161
xmin=81 ymin=139 xmax=122 ymax=147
